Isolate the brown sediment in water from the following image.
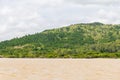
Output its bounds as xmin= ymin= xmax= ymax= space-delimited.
xmin=0 ymin=59 xmax=120 ymax=80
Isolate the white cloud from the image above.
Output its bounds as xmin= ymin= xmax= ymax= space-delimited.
xmin=0 ymin=0 xmax=120 ymax=41
xmin=66 ymin=0 xmax=120 ymax=5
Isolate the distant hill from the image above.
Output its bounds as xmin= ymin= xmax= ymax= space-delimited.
xmin=0 ymin=22 xmax=120 ymax=58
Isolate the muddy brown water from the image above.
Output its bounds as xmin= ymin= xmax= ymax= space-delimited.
xmin=0 ymin=59 xmax=120 ymax=80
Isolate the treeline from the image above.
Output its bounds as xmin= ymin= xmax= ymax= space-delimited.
xmin=0 ymin=22 xmax=120 ymax=58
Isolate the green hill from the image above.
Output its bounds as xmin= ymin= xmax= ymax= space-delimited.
xmin=1 ymin=22 xmax=120 ymax=58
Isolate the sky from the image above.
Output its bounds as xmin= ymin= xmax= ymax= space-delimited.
xmin=0 ymin=0 xmax=120 ymax=41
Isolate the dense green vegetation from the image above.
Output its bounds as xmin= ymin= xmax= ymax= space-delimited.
xmin=0 ymin=22 xmax=120 ymax=58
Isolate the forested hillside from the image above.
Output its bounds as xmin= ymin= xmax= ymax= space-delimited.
xmin=1 ymin=22 xmax=120 ymax=58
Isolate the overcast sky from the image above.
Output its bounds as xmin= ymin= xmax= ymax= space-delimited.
xmin=0 ymin=0 xmax=120 ymax=41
